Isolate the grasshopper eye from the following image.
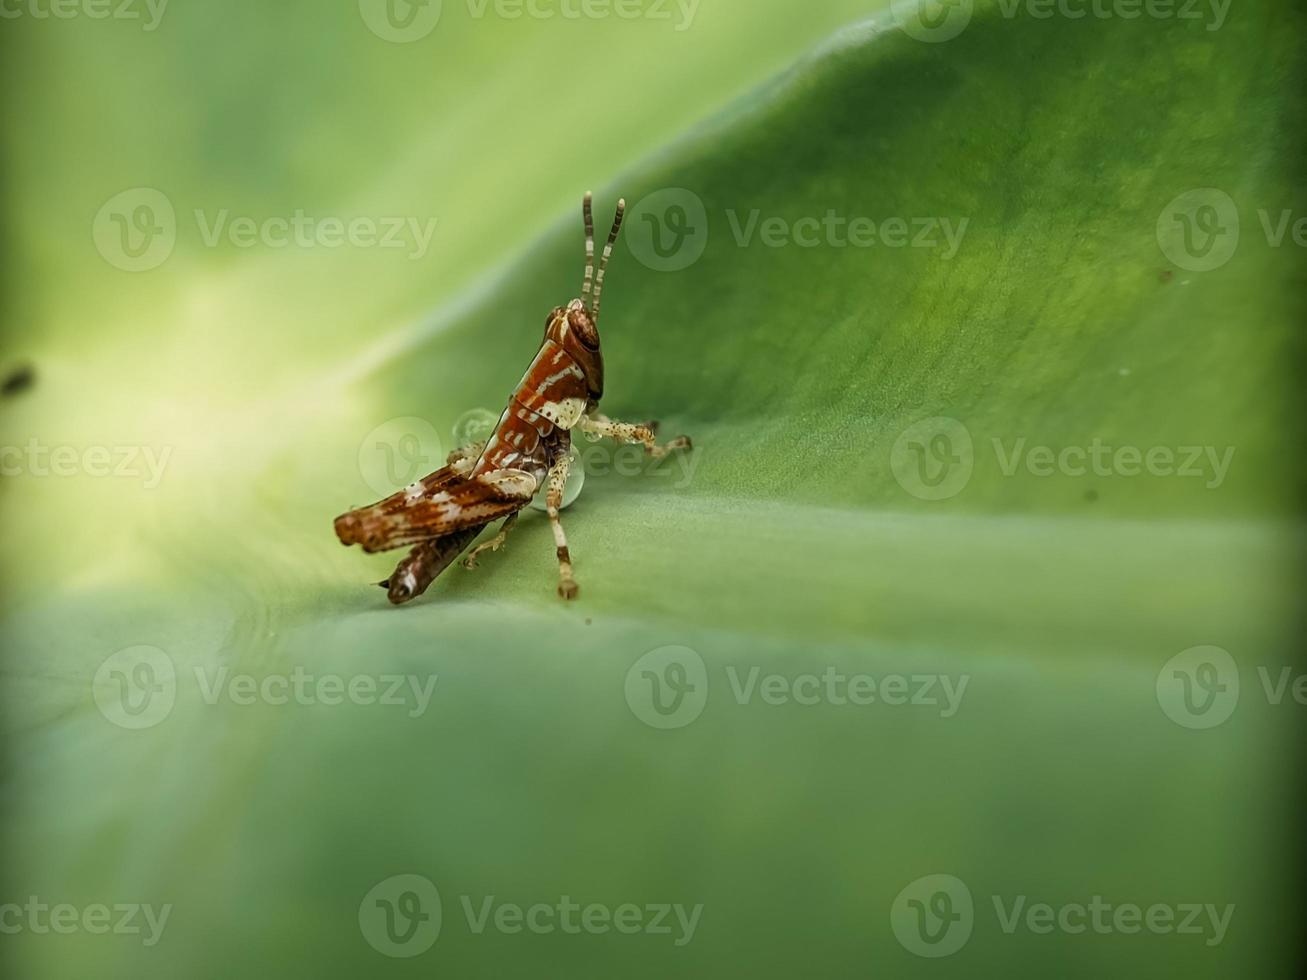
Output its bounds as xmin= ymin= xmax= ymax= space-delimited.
xmin=568 ymin=309 xmax=600 ymax=349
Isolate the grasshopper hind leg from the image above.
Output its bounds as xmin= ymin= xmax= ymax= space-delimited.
xmin=380 ymin=525 xmax=485 ymax=605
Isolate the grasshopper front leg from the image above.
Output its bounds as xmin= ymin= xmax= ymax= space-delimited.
xmin=579 ymin=413 xmax=692 ymax=459
xmin=545 ymin=454 xmax=579 ymax=599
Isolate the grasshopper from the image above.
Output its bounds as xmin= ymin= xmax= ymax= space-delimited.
xmin=334 ymin=193 xmax=692 ymax=604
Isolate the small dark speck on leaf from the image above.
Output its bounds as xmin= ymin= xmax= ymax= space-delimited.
xmin=1084 ymin=489 xmax=1099 ymax=502
xmin=1158 ymin=269 xmax=1173 ymax=283
xmin=2 ymin=364 xmax=35 ymax=398
xmin=585 ymin=618 xmax=592 ymax=626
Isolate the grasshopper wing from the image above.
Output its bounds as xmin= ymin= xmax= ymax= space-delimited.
xmin=334 ymin=468 xmax=537 ymax=554
xmin=333 ymin=458 xmax=468 ymax=526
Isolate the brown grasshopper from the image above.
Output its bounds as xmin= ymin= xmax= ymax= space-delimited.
xmin=334 ymin=193 xmax=692 ymax=603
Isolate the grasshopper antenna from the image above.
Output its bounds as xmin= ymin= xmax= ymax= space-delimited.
xmin=581 ymin=192 xmax=596 ymax=301
xmin=591 ymin=197 xmax=625 ymax=323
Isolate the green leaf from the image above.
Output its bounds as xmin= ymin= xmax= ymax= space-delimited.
xmin=3 ymin=5 xmax=1301 ymax=978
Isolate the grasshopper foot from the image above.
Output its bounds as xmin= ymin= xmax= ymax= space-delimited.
xmin=463 ymin=539 xmax=506 ymax=570
xmin=557 ymin=580 xmax=579 ymax=600
xmin=462 ymin=516 xmax=517 ymax=570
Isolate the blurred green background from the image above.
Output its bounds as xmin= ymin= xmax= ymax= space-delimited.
xmin=1 ymin=1 xmax=1303 ymax=977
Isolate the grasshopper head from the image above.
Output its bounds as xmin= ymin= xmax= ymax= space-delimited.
xmin=545 ymin=300 xmax=603 ymax=401
xmin=541 ymin=192 xmax=626 ymax=403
